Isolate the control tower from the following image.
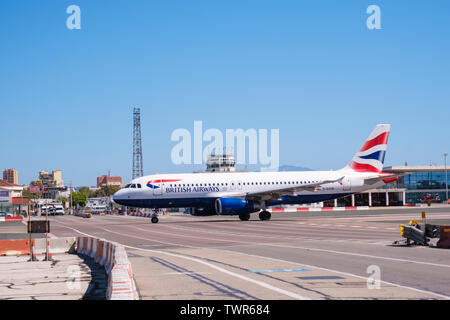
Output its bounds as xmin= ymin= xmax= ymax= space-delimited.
xmin=205 ymin=153 xmax=236 ymax=172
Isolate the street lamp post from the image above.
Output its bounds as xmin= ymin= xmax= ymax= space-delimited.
xmin=445 ymin=152 xmax=448 ymax=203
xmin=69 ymin=181 xmax=73 ymax=215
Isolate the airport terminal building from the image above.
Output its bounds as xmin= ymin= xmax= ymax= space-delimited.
xmin=327 ymin=165 xmax=449 ymax=207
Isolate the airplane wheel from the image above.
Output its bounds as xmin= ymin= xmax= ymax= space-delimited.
xmin=151 ymin=217 xmax=159 ymax=224
xmin=239 ymin=213 xmax=250 ymax=221
xmin=259 ymin=211 xmax=271 ymax=221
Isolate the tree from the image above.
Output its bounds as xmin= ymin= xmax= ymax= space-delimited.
xmin=57 ymin=196 xmax=68 ymax=206
xmin=71 ymin=192 xmax=87 ymax=207
xmin=22 ymin=189 xmax=36 ymax=200
xmin=94 ymin=185 xmax=121 ymax=197
xmin=78 ymin=187 xmax=94 ymax=198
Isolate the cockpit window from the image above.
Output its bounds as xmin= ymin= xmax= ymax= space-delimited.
xmin=137 ymin=184 xmax=142 ymax=188
xmin=124 ymin=184 xmax=131 ymax=188
xmin=130 ymin=184 xmax=136 ymax=188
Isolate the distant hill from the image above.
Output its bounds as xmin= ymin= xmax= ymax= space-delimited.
xmin=278 ymin=165 xmax=313 ymax=172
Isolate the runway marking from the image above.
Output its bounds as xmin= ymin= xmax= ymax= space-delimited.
xmin=247 ymin=268 xmax=310 ymax=274
xmin=53 ymin=216 xmax=396 ymax=247
xmin=124 ymin=225 xmax=245 ymax=244
xmin=149 ymin=223 xmax=395 ymax=245
xmin=52 ymin=218 xmax=197 ymax=249
xmin=261 ymin=243 xmax=450 ymax=269
xmin=51 ymin=219 xmax=450 ymax=300
xmin=53 ymin=224 xmax=312 ymax=300
xmin=221 ymin=249 xmax=450 ymax=300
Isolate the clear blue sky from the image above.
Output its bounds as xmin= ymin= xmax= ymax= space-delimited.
xmin=1 ymin=0 xmax=449 ymax=186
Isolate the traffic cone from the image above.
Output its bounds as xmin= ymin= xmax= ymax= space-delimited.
xmin=28 ymin=239 xmax=38 ymax=262
xmin=44 ymin=240 xmax=52 ymax=261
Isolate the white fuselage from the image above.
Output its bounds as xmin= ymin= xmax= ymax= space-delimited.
xmin=112 ymin=170 xmax=385 ymax=210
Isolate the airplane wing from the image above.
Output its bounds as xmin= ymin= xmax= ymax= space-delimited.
xmin=226 ymin=176 xmax=345 ymax=202
xmin=364 ymin=172 xmax=410 ymax=185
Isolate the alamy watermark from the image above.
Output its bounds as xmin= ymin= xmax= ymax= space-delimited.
xmin=66 ymin=5 xmax=81 ymax=30
xmin=366 ymin=265 xmax=381 ymax=289
xmin=366 ymin=5 xmax=381 ymax=30
xmin=64 ymin=5 xmax=380 ymax=31
xmin=66 ymin=265 xmax=81 ymax=290
xmin=171 ymin=121 xmax=280 ymax=171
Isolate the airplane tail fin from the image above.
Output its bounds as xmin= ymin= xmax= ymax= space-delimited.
xmin=342 ymin=124 xmax=391 ymax=173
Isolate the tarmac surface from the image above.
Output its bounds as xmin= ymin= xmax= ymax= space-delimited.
xmin=15 ymin=206 xmax=450 ymax=300
xmin=0 ymin=253 xmax=107 ymax=300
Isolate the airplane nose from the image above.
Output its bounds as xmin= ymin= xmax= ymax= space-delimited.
xmin=112 ymin=189 xmax=125 ymax=204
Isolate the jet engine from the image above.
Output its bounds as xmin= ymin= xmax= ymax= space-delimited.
xmin=215 ymin=198 xmax=261 ymax=215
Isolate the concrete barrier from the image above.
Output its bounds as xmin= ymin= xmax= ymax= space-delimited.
xmin=34 ymin=237 xmax=76 ymax=254
xmin=0 ymin=239 xmax=31 ymax=256
xmin=75 ymin=236 xmax=139 ymax=300
xmin=0 ymin=237 xmax=75 ymax=256
xmin=267 ymin=206 xmax=372 ymax=213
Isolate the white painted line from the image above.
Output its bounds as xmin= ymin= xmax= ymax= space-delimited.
xmin=223 ymin=249 xmax=450 ymax=300
xmin=262 ymin=243 xmax=450 ymax=269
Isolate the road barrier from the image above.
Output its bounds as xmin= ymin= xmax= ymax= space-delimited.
xmin=75 ymin=236 xmax=139 ymax=300
xmin=268 ymin=206 xmax=370 ymax=213
xmin=128 ymin=212 xmax=154 ymax=218
xmin=0 ymin=239 xmax=31 ymax=256
xmin=0 ymin=237 xmax=76 ymax=256
xmin=0 ymin=216 xmax=23 ymax=223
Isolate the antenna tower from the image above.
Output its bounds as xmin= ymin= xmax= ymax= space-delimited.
xmin=132 ymin=107 xmax=144 ymax=179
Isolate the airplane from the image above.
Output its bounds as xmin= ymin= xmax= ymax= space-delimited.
xmin=113 ymin=124 xmax=408 ymax=223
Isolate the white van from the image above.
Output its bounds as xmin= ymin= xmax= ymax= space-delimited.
xmin=91 ymin=205 xmax=106 ymax=215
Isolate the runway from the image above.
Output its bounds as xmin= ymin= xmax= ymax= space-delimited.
xmin=48 ymin=208 xmax=450 ymax=300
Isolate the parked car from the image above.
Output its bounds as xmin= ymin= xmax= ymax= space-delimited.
xmin=0 ymin=211 xmax=13 ymax=217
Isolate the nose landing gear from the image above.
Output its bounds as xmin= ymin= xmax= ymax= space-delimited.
xmin=151 ymin=209 xmax=159 ymax=223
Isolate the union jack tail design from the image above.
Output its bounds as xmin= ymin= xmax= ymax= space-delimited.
xmin=343 ymin=124 xmax=390 ymax=173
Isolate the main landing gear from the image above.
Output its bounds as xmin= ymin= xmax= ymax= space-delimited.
xmin=239 ymin=213 xmax=250 ymax=221
xmin=259 ymin=210 xmax=271 ymax=221
xmin=238 ymin=211 xmax=271 ymax=221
